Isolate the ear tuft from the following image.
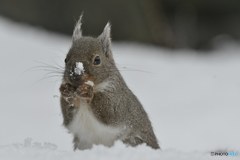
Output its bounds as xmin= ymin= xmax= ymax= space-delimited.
xmin=72 ymin=14 xmax=83 ymax=41
xmin=98 ymin=22 xmax=112 ymax=56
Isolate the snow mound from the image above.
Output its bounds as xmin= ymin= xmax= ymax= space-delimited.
xmin=0 ymin=139 xmax=213 ymax=160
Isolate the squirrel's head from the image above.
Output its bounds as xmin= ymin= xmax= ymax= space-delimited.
xmin=63 ymin=16 xmax=116 ymax=87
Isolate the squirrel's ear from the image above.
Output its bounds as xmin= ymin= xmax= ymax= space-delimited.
xmin=72 ymin=14 xmax=83 ymax=41
xmin=98 ymin=22 xmax=112 ymax=57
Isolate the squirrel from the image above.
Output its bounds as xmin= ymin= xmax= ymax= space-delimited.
xmin=59 ymin=15 xmax=160 ymax=150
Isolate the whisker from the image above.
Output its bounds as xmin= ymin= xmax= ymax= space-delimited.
xmin=27 ymin=67 xmax=64 ymax=73
xmin=53 ymin=59 xmax=65 ymax=70
xmin=34 ymin=60 xmax=64 ymax=70
xmin=30 ymin=58 xmax=155 ymax=86
xmin=95 ymin=68 xmax=153 ymax=75
xmin=117 ymin=66 xmax=153 ymax=74
xmin=118 ymin=69 xmax=153 ymax=74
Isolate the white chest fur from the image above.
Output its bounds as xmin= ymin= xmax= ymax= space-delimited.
xmin=67 ymin=102 xmax=122 ymax=150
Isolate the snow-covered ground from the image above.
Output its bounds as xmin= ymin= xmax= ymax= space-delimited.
xmin=0 ymin=17 xmax=239 ymax=159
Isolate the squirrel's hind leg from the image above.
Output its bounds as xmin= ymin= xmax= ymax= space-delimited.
xmin=122 ymin=134 xmax=160 ymax=149
xmin=72 ymin=136 xmax=93 ymax=150
xmin=122 ymin=135 xmax=144 ymax=147
xmin=73 ymin=136 xmax=80 ymax=151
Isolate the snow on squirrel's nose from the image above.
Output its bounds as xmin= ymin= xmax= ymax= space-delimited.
xmin=74 ymin=62 xmax=85 ymax=75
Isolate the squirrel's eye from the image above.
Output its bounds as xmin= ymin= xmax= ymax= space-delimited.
xmin=93 ymin=55 xmax=101 ymax=65
xmin=65 ymin=57 xmax=70 ymax=63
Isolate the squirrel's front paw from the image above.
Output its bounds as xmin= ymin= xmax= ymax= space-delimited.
xmin=76 ymin=83 xmax=94 ymax=103
xmin=60 ymin=83 xmax=77 ymax=104
xmin=60 ymin=83 xmax=76 ymax=97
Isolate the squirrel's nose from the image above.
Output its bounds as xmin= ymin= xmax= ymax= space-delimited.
xmin=68 ymin=69 xmax=83 ymax=86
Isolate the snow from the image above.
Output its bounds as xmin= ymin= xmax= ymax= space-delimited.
xmin=0 ymin=17 xmax=240 ymax=159
xmin=74 ymin=62 xmax=84 ymax=75
xmin=85 ymin=80 xmax=94 ymax=87
xmin=0 ymin=139 xmax=214 ymax=160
